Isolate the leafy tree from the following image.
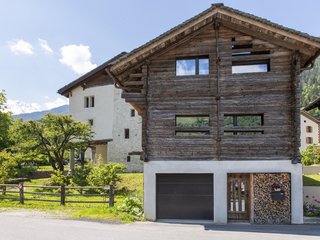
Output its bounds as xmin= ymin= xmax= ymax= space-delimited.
xmin=10 ymin=114 xmax=93 ymax=171
xmin=301 ymin=144 xmax=320 ymax=166
xmin=0 ymin=90 xmax=13 ymax=150
xmin=0 ymin=151 xmax=18 ymax=183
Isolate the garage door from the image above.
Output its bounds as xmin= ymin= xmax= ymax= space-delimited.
xmin=156 ymin=174 xmax=213 ymax=220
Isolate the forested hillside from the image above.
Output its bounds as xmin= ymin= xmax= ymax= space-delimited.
xmin=301 ymin=56 xmax=320 ymax=119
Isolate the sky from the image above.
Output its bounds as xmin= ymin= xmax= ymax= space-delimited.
xmin=1 ymin=0 xmax=320 ymax=114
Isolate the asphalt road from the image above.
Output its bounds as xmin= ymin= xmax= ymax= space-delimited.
xmin=1 ymin=211 xmax=320 ymax=240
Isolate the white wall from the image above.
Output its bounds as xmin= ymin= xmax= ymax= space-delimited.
xmin=69 ymin=85 xmax=114 ymax=141
xmin=144 ymin=160 xmax=303 ymax=224
xmin=108 ymin=88 xmax=143 ymax=172
xmin=300 ymin=114 xmax=320 ymax=151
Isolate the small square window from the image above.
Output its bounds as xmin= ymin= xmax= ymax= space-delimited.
xmin=124 ymin=128 xmax=130 ymax=139
xmin=88 ymin=119 xmax=94 ymax=126
xmin=176 ymin=56 xmax=209 ymax=76
xmin=127 ymin=156 xmax=131 ymax=162
xmin=131 ymin=109 xmax=135 ymax=117
xmin=306 ymin=137 xmax=313 ymax=144
xmin=306 ymin=126 xmax=313 ymax=133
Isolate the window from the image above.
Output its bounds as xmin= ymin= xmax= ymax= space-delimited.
xmin=88 ymin=119 xmax=94 ymax=126
xmin=175 ymin=115 xmax=210 ymax=136
xmin=84 ymin=96 xmax=95 ymax=108
xmin=124 ymin=128 xmax=130 ymax=139
xmin=90 ymin=96 xmax=95 ymax=107
xmin=84 ymin=97 xmax=89 ymax=108
xmin=131 ymin=109 xmax=135 ymax=117
xmin=127 ymin=156 xmax=131 ymax=162
xmin=306 ymin=126 xmax=313 ymax=133
xmin=176 ymin=56 xmax=209 ymax=76
xmin=306 ymin=137 xmax=313 ymax=144
xmin=232 ymin=60 xmax=270 ymax=74
xmin=224 ymin=114 xmax=264 ymax=136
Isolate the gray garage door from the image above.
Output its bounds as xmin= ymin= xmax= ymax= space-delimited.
xmin=156 ymin=174 xmax=213 ymax=220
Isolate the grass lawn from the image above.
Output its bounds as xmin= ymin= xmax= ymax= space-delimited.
xmin=303 ymin=174 xmax=320 ymax=186
xmin=0 ymin=173 xmax=144 ymax=223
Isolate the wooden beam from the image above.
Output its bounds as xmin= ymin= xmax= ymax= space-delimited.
xmin=123 ymin=81 xmax=144 ymax=86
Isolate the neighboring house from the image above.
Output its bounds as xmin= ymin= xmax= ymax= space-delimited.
xmin=300 ymin=111 xmax=320 ymax=151
xmin=58 ymin=53 xmax=143 ymax=172
xmin=103 ymin=4 xmax=320 ymax=224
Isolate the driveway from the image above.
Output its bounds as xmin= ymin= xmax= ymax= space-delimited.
xmin=0 ymin=210 xmax=320 ymax=240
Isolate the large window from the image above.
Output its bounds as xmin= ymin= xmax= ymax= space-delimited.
xmin=176 ymin=56 xmax=209 ymax=76
xmin=175 ymin=115 xmax=210 ymax=136
xmin=224 ymin=114 xmax=264 ymax=136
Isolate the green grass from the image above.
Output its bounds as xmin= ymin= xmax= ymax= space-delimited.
xmin=0 ymin=173 xmax=144 ymax=223
xmin=303 ymin=174 xmax=320 ymax=186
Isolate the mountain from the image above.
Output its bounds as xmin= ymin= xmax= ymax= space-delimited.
xmin=13 ymin=105 xmax=69 ymax=120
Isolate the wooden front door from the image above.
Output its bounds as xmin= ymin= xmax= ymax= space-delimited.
xmin=227 ymin=173 xmax=251 ymax=221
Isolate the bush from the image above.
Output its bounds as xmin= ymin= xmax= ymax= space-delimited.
xmin=48 ymin=170 xmax=69 ymax=186
xmin=88 ymin=162 xmax=126 ymax=187
xmin=70 ymin=162 xmax=93 ymax=187
xmin=117 ymin=196 xmax=143 ymax=218
xmin=301 ymin=144 xmax=320 ymax=166
xmin=0 ymin=151 xmax=18 ymax=183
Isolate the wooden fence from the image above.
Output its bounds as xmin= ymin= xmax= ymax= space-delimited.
xmin=0 ymin=183 xmax=115 ymax=207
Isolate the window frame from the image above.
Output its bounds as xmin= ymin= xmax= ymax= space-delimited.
xmin=232 ymin=59 xmax=270 ymax=74
xmin=131 ymin=109 xmax=135 ymax=117
xmin=124 ymin=128 xmax=130 ymax=139
xmin=175 ymin=56 xmax=209 ymax=76
xmin=175 ymin=115 xmax=210 ymax=137
xmin=306 ymin=126 xmax=313 ymax=133
xmin=223 ymin=114 xmax=264 ymax=136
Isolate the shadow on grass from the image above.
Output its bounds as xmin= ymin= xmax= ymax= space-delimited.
xmin=303 ymin=175 xmax=320 ymax=186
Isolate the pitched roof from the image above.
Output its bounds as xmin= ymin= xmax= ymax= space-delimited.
xmin=304 ymin=96 xmax=320 ymax=111
xmin=57 ymin=52 xmax=127 ymax=96
xmin=110 ymin=3 xmax=320 ymax=75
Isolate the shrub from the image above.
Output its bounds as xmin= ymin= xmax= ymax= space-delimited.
xmin=304 ymin=202 xmax=320 ymax=217
xmin=0 ymin=151 xmax=18 ymax=183
xmin=301 ymin=144 xmax=320 ymax=166
xmin=48 ymin=170 xmax=69 ymax=186
xmin=88 ymin=162 xmax=126 ymax=187
xmin=70 ymin=162 xmax=93 ymax=187
xmin=117 ymin=196 xmax=143 ymax=218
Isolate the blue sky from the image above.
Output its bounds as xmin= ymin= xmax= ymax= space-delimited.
xmin=1 ymin=0 xmax=320 ymax=114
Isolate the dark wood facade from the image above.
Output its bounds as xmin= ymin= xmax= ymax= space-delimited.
xmin=107 ymin=4 xmax=320 ymax=162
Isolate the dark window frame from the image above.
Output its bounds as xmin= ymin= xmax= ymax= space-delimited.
xmin=306 ymin=126 xmax=313 ymax=133
xmin=127 ymin=156 xmax=131 ymax=162
xmin=131 ymin=109 xmax=135 ymax=117
xmin=88 ymin=119 xmax=94 ymax=126
xmin=90 ymin=96 xmax=95 ymax=107
xmin=84 ymin=96 xmax=89 ymax=108
xmin=175 ymin=55 xmax=209 ymax=76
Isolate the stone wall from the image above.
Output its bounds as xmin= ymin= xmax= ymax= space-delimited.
xmin=253 ymin=173 xmax=291 ymax=224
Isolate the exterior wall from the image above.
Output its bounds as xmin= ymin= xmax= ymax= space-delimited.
xmin=69 ymin=85 xmax=143 ymax=172
xmin=69 ymin=85 xmax=114 ymax=141
xmin=253 ymin=173 xmax=291 ymax=224
xmin=300 ymin=113 xmax=320 ymax=151
xmin=146 ymin=26 xmax=294 ymax=161
xmin=108 ymin=88 xmax=143 ymax=172
xmin=144 ymin=160 xmax=303 ymax=224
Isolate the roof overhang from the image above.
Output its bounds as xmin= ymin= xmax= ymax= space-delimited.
xmin=110 ymin=4 xmax=320 ymax=77
xmin=304 ymin=96 xmax=320 ymax=111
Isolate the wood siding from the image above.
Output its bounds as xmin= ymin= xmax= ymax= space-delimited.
xmin=122 ymin=25 xmax=298 ymax=161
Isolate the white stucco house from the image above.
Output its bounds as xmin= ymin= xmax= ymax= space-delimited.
xmin=58 ymin=53 xmax=143 ymax=172
xmin=300 ymin=111 xmax=320 ymax=151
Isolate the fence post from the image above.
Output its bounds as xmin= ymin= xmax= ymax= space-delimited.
xmin=61 ymin=185 xmax=65 ymax=205
xmin=19 ymin=183 xmax=24 ymax=204
xmin=109 ymin=185 xmax=114 ymax=207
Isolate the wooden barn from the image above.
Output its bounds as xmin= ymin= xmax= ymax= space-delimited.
xmin=105 ymin=4 xmax=320 ymax=223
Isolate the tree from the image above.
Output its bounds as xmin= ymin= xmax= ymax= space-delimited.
xmin=301 ymin=144 xmax=320 ymax=166
xmin=11 ymin=114 xmax=93 ymax=171
xmin=0 ymin=90 xmax=13 ymax=150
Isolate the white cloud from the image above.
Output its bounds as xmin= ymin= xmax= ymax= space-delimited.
xmin=8 ymin=39 xmax=34 ymax=55
xmin=59 ymin=44 xmax=97 ymax=74
xmin=6 ymin=98 xmax=69 ymax=115
xmin=38 ymin=38 xmax=53 ymax=54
